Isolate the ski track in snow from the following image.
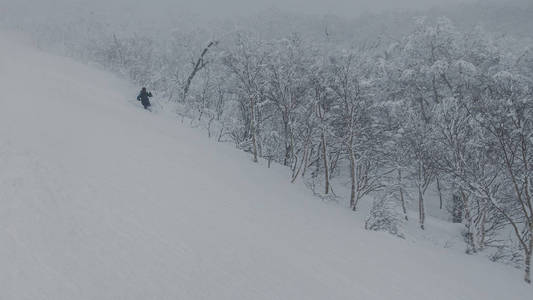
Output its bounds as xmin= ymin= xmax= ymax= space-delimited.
xmin=0 ymin=32 xmax=531 ymax=300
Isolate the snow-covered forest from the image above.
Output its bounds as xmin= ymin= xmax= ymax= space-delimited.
xmin=2 ymin=0 xmax=533 ymax=290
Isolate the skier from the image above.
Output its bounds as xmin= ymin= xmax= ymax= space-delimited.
xmin=137 ymin=87 xmax=153 ymax=110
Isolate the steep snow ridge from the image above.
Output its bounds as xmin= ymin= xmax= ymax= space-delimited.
xmin=0 ymin=32 xmax=531 ymax=299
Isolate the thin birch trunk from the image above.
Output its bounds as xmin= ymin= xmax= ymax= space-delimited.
xmin=398 ymin=169 xmax=408 ymax=221
xmin=250 ymin=96 xmax=258 ymax=163
xmin=462 ymin=190 xmax=476 ymax=253
xmin=321 ymin=132 xmax=329 ymax=194
xmin=301 ymin=143 xmax=311 ymax=177
xmin=477 ymin=206 xmax=486 ymax=250
xmin=348 ymin=134 xmax=357 ymax=210
xmin=525 ymin=227 xmax=532 ymax=283
xmin=418 ymin=161 xmax=425 ymax=230
xmin=437 ymin=177 xmax=443 ymax=210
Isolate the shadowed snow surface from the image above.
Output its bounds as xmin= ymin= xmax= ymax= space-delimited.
xmin=0 ymin=32 xmax=531 ymax=300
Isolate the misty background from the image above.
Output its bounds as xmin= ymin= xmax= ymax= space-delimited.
xmin=1 ymin=0 xmax=532 ymax=42
xmin=2 ymin=0 xmax=480 ymax=19
xmin=1 ymin=0 xmax=532 ymax=51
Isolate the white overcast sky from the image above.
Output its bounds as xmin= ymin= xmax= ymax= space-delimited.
xmin=156 ymin=0 xmax=476 ymax=16
xmin=2 ymin=0 xmax=485 ymax=18
xmin=2 ymin=0 xmax=525 ymax=22
xmin=184 ymin=0 xmax=478 ymax=15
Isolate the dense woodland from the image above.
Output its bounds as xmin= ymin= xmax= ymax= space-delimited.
xmin=3 ymin=1 xmax=533 ymax=283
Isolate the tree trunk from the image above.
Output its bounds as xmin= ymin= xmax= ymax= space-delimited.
xmin=462 ymin=190 xmax=476 ymax=254
xmin=301 ymin=142 xmax=311 ymax=177
xmin=525 ymin=227 xmax=532 ymax=284
xmin=291 ymin=155 xmax=299 ymax=180
xmin=250 ymin=97 xmax=258 ymax=163
xmin=479 ymin=208 xmax=486 ymax=250
xmin=181 ymin=41 xmax=217 ymax=102
xmin=418 ymin=186 xmax=425 ymax=230
xmin=283 ymin=115 xmax=291 ymax=166
xmin=292 ymin=138 xmax=310 ymax=183
xmin=452 ymin=193 xmax=463 ymax=223
xmin=418 ymin=162 xmax=425 ymax=230
xmin=398 ymin=169 xmax=408 ymax=221
xmin=349 ymin=135 xmax=357 ymax=210
xmin=321 ymin=132 xmax=329 ymax=194
xmin=437 ymin=176 xmax=443 ymax=210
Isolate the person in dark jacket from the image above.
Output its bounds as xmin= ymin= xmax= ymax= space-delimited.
xmin=137 ymin=87 xmax=153 ymax=110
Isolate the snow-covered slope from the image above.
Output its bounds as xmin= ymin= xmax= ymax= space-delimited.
xmin=0 ymin=32 xmax=531 ymax=300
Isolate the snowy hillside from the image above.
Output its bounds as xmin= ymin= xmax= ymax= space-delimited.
xmin=0 ymin=32 xmax=531 ymax=300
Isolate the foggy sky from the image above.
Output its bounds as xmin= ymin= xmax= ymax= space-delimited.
xmin=2 ymin=0 xmax=482 ymax=19
xmin=149 ymin=0 xmax=477 ymax=17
